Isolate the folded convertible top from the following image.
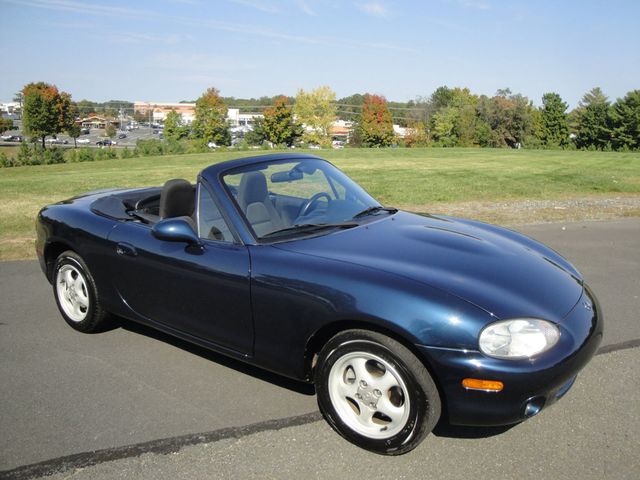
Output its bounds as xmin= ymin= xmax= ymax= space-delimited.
xmin=90 ymin=187 xmax=161 ymax=221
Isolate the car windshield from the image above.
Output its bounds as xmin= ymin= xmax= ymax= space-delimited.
xmin=222 ymin=158 xmax=386 ymax=239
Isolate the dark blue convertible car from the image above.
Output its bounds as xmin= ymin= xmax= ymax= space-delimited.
xmin=36 ymin=153 xmax=603 ymax=454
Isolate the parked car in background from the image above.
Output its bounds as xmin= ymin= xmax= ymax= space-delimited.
xmin=81 ymin=128 xmax=90 ymax=135
xmin=47 ymin=137 xmax=68 ymax=144
xmin=77 ymin=138 xmax=90 ymax=145
xmin=207 ymin=141 xmax=218 ymax=149
xmin=35 ymin=153 xmax=602 ymax=455
xmin=118 ymin=133 xmax=127 ymax=139
xmin=96 ymin=139 xmax=112 ymax=147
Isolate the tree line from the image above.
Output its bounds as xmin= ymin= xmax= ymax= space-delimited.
xmin=10 ymin=82 xmax=640 ymax=152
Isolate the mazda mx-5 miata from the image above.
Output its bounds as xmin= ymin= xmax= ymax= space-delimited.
xmin=36 ymin=153 xmax=602 ymax=455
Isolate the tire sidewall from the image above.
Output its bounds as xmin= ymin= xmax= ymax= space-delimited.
xmin=315 ymin=334 xmax=433 ymax=455
xmin=53 ymin=252 xmax=100 ymax=332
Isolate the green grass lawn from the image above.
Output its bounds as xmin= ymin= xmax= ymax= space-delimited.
xmin=1 ymin=147 xmax=639 ymax=260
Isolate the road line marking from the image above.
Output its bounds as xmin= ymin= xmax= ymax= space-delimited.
xmin=0 ymin=412 xmax=323 ymax=480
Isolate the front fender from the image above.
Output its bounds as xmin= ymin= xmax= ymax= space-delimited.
xmin=248 ymin=245 xmax=493 ymax=380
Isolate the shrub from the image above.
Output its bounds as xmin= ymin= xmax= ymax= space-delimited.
xmin=95 ymin=148 xmax=117 ymax=161
xmin=26 ymin=146 xmax=44 ymax=165
xmin=187 ymin=138 xmax=209 ymax=154
xmin=74 ymin=148 xmax=95 ymax=162
xmin=0 ymin=152 xmax=20 ymax=167
xmin=17 ymin=142 xmax=33 ymax=165
xmin=64 ymin=149 xmax=77 ymax=162
xmin=165 ymin=140 xmax=186 ymax=155
xmin=120 ymin=147 xmax=135 ymax=159
xmin=135 ymin=139 xmax=165 ymax=156
xmin=43 ymin=147 xmax=66 ymax=165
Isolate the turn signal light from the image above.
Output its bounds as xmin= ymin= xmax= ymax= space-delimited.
xmin=462 ymin=378 xmax=504 ymax=392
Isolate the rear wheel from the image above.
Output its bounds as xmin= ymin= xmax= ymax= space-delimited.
xmin=53 ymin=251 xmax=109 ymax=333
xmin=314 ymin=329 xmax=441 ymax=455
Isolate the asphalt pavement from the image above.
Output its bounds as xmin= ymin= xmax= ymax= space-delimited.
xmin=0 ymin=218 xmax=639 ymax=479
xmin=23 ymin=348 xmax=640 ymax=480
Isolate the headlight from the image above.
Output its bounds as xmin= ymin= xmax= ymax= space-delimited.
xmin=479 ymin=319 xmax=560 ymax=359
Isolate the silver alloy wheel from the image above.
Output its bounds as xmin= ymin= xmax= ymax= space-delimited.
xmin=327 ymin=351 xmax=411 ymax=439
xmin=56 ymin=264 xmax=90 ymax=322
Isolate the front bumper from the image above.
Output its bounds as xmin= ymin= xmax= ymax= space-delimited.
xmin=418 ymin=285 xmax=603 ymax=426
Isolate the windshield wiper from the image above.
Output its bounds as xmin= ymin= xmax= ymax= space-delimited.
xmin=262 ymin=222 xmax=358 ymax=239
xmin=352 ymin=205 xmax=398 ymax=219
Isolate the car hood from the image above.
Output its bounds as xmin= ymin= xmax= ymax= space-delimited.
xmin=274 ymin=211 xmax=584 ymax=321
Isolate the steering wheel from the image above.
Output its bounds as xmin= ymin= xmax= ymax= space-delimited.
xmin=299 ymin=192 xmax=332 ymax=217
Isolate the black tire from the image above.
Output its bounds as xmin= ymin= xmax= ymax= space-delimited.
xmin=52 ymin=250 xmax=110 ymax=333
xmin=314 ymin=329 xmax=441 ymax=455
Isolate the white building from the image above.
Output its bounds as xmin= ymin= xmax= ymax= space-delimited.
xmin=0 ymin=102 xmax=20 ymax=114
xmin=393 ymin=124 xmax=408 ymax=138
xmin=226 ymin=108 xmax=262 ymax=127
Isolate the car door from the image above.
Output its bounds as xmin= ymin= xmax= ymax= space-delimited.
xmin=108 ymin=182 xmax=253 ymax=355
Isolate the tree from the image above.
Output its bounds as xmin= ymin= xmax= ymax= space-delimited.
xmin=261 ymin=96 xmax=302 ymax=146
xmin=336 ymin=93 xmax=366 ymax=122
xmin=431 ymin=107 xmax=458 ymax=147
xmin=540 ymin=92 xmax=570 ymax=148
xmin=294 ymin=86 xmax=337 ymax=146
xmin=476 ymin=91 xmax=535 ymax=148
xmin=13 ymin=92 xmax=23 ymax=110
xmin=430 ymin=86 xmax=455 ymax=111
xmin=609 ymin=90 xmax=640 ymax=151
xmin=449 ymin=88 xmax=478 ymax=146
xmin=133 ymin=110 xmax=148 ymax=124
xmin=403 ymin=121 xmax=430 ymax=147
xmin=424 ymin=87 xmax=480 ymax=147
xmin=245 ymin=118 xmax=266 ymax=145
xmin=64 ymin=101 xmax=80 ymax=148
xmin=358 ymin=94 xmax=395 ymax=147
xmin=164 ymin=110 xmax=187 ymax=141
xmin=572 ymin=88 xmax=611 ymax=150
xmin=223 ymin=95 xmax=292 ymax=113
xmin=67 ymin=122 xmax=81 ymax=147
xmin=76 ymin=99 xmax=95 ymax=116
xmin=192 ymin=87 xmax=230 ymax=146
xmin=0 ymin=118 xmax=13 ymax=134
xmin=21 ymin=82 xmax=75 ymax=148
xmin=106 ymin=123 xmax=116 ymax=139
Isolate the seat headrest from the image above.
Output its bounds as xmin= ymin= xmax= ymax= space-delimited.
xmin=160 ymin=179 xmax=194 ymax=219
xmin=238 ymin=171 xmax=269 ymax=209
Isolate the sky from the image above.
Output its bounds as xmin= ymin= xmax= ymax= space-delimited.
xmin=1 ymin=0 xmax=639 ymax=107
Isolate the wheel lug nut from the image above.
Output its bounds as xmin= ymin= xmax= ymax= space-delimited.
xmin=360 ymin=380 xmax=367 ymax=387
xmin=369 ymin=402 xmax=376 ymax=408
xmin=374 ymin=389 xmax=381 ymax=396
xmin=355 ymin=393 xmax=361 ymax=399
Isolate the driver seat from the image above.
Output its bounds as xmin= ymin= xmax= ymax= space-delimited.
xmin=237 ymin=171 xmax=284 ymax=236
xmin=159 ymin=179 xmax=196 ymax=229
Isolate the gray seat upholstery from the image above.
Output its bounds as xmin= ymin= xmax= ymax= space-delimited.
xmin=237 ymin=171 xmax=284 ymax=236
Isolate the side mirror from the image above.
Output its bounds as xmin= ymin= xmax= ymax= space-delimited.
xmin=152 ymin=217 xmax=202 ymax=247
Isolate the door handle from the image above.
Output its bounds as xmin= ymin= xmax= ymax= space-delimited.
xmin=116 ymin=242 xmax=137 ymax=257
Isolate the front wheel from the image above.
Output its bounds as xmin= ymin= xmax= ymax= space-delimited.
xmin=53 ymin=250 xmax=110 ymax=333
xmin=314 ymin=329 xmax=441 ymax=455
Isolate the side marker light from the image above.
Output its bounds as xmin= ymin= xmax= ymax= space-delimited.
xmin=462 ymin=378 xmax=504 ymax=392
